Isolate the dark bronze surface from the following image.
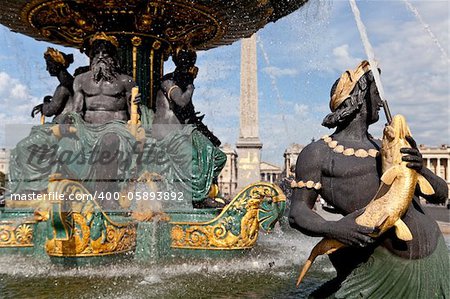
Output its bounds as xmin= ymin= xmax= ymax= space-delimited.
xmin=0 ymin=0 xmax=308 ymax=50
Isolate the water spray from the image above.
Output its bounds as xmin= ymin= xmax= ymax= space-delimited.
xmin=403 ymin=0 xmax=449 ymax=64
xmin=256 ymin=35 xmax=291 ymax=137
xmin=348 ymin=0 xmax=392 ymax=124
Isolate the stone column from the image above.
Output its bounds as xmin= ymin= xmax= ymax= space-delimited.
xmin=236 ymin=34 xmax=263 ymax=189
xmin=426 ymin=157 xmax=431 ymax=170
xmin=437 ymin=158 xmax=441 ymax=178
xmin=446 ymin=158 xmax=450 ymax=181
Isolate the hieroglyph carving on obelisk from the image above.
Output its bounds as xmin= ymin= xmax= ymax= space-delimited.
xmin=236 ymin=34 xmax=263 ymax=189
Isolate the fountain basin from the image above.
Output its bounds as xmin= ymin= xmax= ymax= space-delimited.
xmin=0 ymin=182 xmax=286 ymax=264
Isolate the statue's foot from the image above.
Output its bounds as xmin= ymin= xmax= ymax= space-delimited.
xmin=193 ymin=197 xmax=228 ymax=209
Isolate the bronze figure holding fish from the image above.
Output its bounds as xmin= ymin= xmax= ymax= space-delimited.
xmin=289 ymin=61 xmax=449 ymax=298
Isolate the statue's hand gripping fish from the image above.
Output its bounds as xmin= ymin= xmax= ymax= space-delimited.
xmin=296 ymin=115 xmax=435 ymax=287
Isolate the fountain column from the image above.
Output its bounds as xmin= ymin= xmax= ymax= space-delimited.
xmin=236 ymin=34 xmax=263 ymax=189
xmin=114 ymin=35 xmax=170 ymax=109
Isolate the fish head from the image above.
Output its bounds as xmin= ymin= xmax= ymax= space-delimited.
xmin=390 ymin=114 xmax=412 ymax=141
xmin=382 ymin=114 xmax=412 ymax=171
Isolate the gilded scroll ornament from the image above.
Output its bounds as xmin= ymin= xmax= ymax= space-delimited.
xmin=45 ymin=179 xmax=137 ymax=257
xmin=170 ymin=183 xmax=286 ymax=250
xmin=0 ymin=222 xmax=34 ymax=247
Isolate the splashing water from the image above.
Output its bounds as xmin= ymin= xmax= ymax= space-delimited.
xmin=0 ymin=228 xmax=334 ymax=298
xmin=403 ymin=0 xmax=449 ymax=64
xmin=348 ymin=0 xmax=392 ymax=123
xmin=256 ymin=35 xmax=290 ymax=136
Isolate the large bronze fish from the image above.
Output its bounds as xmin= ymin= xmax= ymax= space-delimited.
xmin=296 ymin=114 xmax=435 ymax=287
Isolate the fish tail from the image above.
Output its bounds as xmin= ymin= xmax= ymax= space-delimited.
xmin=296 ymin=239 xmax=344 ymax=288
xmin=296 ymin=258 xmax=313 ymax=288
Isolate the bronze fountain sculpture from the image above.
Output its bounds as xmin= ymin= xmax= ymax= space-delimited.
xmin=289 ymin=61 xmax=449 ymax=298
xmin=0 ymin=0 xmax=305 ymax=262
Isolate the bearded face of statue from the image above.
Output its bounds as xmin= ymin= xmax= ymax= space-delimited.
xmin=90 ymin=42 xmax=118 ymax=83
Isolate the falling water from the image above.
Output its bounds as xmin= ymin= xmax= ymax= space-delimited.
xmin=256 ymin=35 xmax=290 ymax=136
xmin=348 ymin=0 xmax=392 ymax=123
xmin=403 ymin=0 xmax=449 ymax=64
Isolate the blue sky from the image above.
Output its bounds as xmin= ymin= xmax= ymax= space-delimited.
xmin=0 ymin=1 xmax=448 ymax=166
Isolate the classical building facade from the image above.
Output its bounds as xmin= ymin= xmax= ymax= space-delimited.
xmin=218 ymin=156 xmax=282 ymax=198
xmin=260 ymin=162 xmax=282 ymax=183
xmin=0 ymin=148 xmax=9 ymax=191
xmin=419 ymin=144 xmax=450 ymax=199
xmin=0 ymin=148 xmax=10 ymax=175
xmin=283 ymin=143 xmax=304 ymax=177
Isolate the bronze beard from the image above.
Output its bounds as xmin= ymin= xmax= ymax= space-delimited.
xmin=91 ymin=57 xmax=117 ymax=83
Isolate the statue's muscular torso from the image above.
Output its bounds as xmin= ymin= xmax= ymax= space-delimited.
xmin=73 ymin=72 xmax=134 ymax=124
xmin=299 ymin=137 xmax=441 ymax=259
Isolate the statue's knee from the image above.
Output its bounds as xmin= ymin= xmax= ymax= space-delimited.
xmin=94 ymin=133 xmax=121 ymax=165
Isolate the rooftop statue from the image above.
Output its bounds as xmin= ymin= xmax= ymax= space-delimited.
xmin=288 ymin=61 xmax=449 ymax=298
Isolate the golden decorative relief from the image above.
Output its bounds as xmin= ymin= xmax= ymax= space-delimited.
xmin=0 ymin=222 xmax=34 ymax=247
xmin=45 ymin=179 xmax=137 ymax=257
xmin=170 ymin=183 xmax=285 ymax=250
xmin=131 ymin=36 xmax=142 ymax=47
xmin=7 ymin=0 xmax=308 ymax=52
xmin=45 ymin=212 xmax=137 ymax=257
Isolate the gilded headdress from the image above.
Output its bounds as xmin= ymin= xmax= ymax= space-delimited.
xmin=44 ymin=47 xmax=70 ymax=68
xmin=89 ymin=32 xmax=119 ymax=48
xmin=330 ymin=60 xmax=374 ymax=112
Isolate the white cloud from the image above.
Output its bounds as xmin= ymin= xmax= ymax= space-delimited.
xmin=262 ymin=66 xmax=299 ymax=78
xmin=369 ymin=13 xmax=449 ymax=146
xmin=331 ymin=44 xmax=362 ymax=72
xmin=194 ymin=87 xmax=239 ymax=118
xmin=0 ymin=72 xmax=40 ymax=146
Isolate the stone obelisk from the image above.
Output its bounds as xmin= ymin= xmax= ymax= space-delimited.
xmin=236 ymin=34 xmax=262 ymax=189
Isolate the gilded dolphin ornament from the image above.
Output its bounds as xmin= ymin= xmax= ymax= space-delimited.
xmin=296 ymin=114 xmax=435 ymax=287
